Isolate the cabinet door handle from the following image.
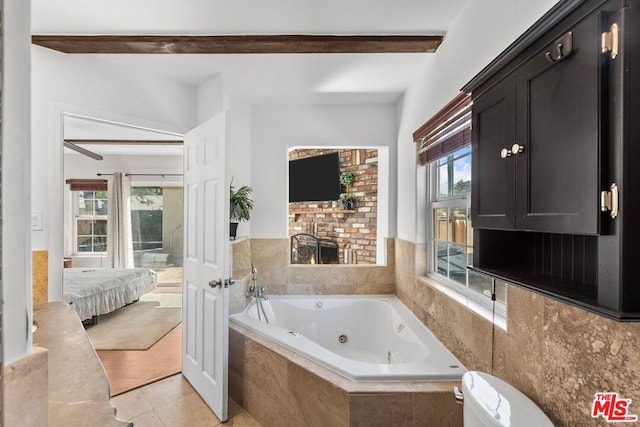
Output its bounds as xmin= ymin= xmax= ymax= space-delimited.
xmin=500 ymin=145 xmax=524 ymax=159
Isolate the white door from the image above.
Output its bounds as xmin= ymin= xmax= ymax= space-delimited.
xmin=182 ymin=112 xmax=229 ymax=422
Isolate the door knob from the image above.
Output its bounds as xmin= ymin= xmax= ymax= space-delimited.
xmin=209 ymin=278 xmax=236 ymax=288
xmin=511 ymin=143 xmax=525 ymax=154
xmin=209 ymin=279 xmax=223 ymax=288
xmin=500 ymin=148 xmax=512 ymax=159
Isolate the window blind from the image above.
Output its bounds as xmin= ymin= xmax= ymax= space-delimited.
xmin=413 ymin=92 xmax=472 ymax=165
xmin=65 ymin=179 xmax=108 ymax=191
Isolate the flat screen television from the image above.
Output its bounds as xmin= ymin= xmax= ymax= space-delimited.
xmin=289 ymin=152 xmax=341 ymax=202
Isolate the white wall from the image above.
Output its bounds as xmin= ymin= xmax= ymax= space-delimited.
xmin=197 ymin=74 xmax=224 ymax=125
xmin=32 ymin=46 xmax=197 ymax=300
xmin=197 ymin=75 xmax=252 ymax=238
xmin=227 ymin=98 xmax=252 ymax=238
xmin=3 ymin=0 xmax=32 ymax=365
xmin=250 ymin=104 xmax=397 ymax=241
xmin=396 ymin=0 xmax=559 ymax=243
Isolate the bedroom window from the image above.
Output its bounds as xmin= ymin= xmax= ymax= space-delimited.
xmin=75 ymin=190 xmax=108 ymax=253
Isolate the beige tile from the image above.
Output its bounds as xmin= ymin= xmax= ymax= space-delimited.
xmin=287 ymin=362 xmax=349 ymax=427
xmin=4 ymin=347 xmax=49 ymax=427
xmin=349 ymin=393 xmax=413 ymax=427
xmin=232 ymin=238 xmax=253 ymax=276
xmin=111 ymin=388 xmax=153 ymax=421
xmin=250 ymin=239 xmax=289 ymax=288
xmin=129 ymin=410 xmax=166 ymax=427
xmin=245 ymin=340 xmax=289 ymax=394
xmin=141 ymin=374 xmax=196 ymax=409
xmin=244 ymin=382 xmax=287 ymax=427
xmin=230 ymin=274 xmax=251 ymax=314
xmin=542 ymin=298 xmax=640 ymax=427
xmin=229 ymin=398 xmax=245 ymax=419
xmin=153 ymin=390 xmax=222 ymax=426
xmin=493 ymin=285 xmax=544 ymax=404
xmin=226 ymin=411 xmax=263 ymax=427
xmin=413 ymin=391 xmax=463 ymax=427
xmin=229 ymin=329 xmax=247 ymax=406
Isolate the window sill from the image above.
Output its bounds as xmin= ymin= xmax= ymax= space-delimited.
xmin=416 ymin=275 xmax=507 ymax=331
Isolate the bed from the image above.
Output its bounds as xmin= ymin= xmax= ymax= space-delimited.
xmin=63 ymin=268 xmax=157 ymax=321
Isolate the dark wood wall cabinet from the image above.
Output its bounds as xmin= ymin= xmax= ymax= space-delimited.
xmin=463 ymin=0 xmax=640 ymax=320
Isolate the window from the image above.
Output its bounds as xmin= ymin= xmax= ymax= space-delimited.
xmin=75 ymin=190 xmax=108 ymax=253
xmin=130 ymin=187 xmax=164 ymax=252
xmin=430 ymin=147 xmax=506 ymax=308
xmin=415 ymin=93 xmax=506 ymax=313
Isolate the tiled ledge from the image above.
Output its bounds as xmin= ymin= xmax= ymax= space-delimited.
xmin=33 ymin=302 xmax=132 ymax=426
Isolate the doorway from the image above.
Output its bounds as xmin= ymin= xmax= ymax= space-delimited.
xmin=61 ymin=113 xmax=185 ymax=395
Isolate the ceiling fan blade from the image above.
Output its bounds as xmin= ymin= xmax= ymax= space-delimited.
xmin=63 ymin=141 xmax=104 ymax=160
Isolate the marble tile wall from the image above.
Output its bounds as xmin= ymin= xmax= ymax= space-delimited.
xmin=394 ymin=238 xmax=640 ymax=427
xmin=4 ymin=347 xmax=49 ymax=427
xmin=230 ymin=238 xmax=252 ymax=314
xmin=249 ymin=238 xmax=395 ymax=295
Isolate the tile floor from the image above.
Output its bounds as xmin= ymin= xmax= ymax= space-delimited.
xmin=112 ymin=373 xmax=261 ymax=426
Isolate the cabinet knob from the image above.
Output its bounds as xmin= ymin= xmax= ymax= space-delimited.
xmin=511 ymin=143 xmax=525 ymax=155
xmin=500 ymin=148 xmax=511 ymax=159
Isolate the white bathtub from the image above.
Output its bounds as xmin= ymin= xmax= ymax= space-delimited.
xmin=229 ymin=295 xmax=466 ymax=381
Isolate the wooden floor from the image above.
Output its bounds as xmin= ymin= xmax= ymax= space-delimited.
xmin=97 ymin=323 xmax=182 ymax=397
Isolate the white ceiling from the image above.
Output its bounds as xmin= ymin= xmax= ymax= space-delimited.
xmin=32 ymin=0 xmax=467 ymax=36
xmin=35 ymin=0 xmax=469 ymax=155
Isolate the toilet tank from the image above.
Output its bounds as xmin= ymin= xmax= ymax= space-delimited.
xmin=461 ymin=371 xmax=554 ymax=426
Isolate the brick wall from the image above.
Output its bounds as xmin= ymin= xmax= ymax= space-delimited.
xmin=288 ymin=148 xmax=378 ymax=264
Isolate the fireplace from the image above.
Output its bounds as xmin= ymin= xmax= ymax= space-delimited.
xmin=290 ymin=233 xmax=339 ymax=264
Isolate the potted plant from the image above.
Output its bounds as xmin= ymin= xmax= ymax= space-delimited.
xmin=339 ymin=192 xmax=356 ymax=210
xmin=339 ymin=171 xmax=355 ymax=210
xmin=230 ymin=182 xmax=254 ymax=240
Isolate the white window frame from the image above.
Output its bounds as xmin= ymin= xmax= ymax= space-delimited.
xmin=73 ymin=190 xmax=108 ymax=255
xmin=426 ymin=148 xmax=507 ymax=317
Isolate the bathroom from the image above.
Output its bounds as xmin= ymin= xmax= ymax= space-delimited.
xmin=4 ymin=0 xmax=640 ymax=426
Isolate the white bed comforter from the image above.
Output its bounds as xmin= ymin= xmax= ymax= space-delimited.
xmin=64 ymin=268 xmax=157 ymax=320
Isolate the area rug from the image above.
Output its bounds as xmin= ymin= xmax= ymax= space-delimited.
xmin=87 ymin=292 xmax=182 ymax=350
xmin=98 ymin=324 xmax=182 ymax=396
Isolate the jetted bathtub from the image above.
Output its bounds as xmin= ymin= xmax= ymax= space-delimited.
xmin=229 ymin=295 xmax=466 ymax=381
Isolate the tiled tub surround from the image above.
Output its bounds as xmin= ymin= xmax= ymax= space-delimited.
xmin=231 ymin=295 xmax=466 ymax=381
xmin=394 ymin=238 xmax=640 ymax=427
xmin=248 ymin=238 xmax=395 ymax=295
xmin=229 ymin=323 xmax=463 ymax=427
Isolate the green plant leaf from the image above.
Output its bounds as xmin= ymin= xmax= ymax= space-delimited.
xmin=340 ymin=171 xmax=355 ymax=187
xmin=230 ymin=184 xmax=254 ymax=222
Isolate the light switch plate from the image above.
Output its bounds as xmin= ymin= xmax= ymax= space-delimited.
xmin=31 ymin=211 xmax=43 ymax=231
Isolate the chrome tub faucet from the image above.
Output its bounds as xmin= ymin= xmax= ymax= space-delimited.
xmin=246 ymin=264 xmax=269 ymax=323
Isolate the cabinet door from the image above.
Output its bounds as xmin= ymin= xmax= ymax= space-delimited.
xmin=471 ymin=76 xmax=516 ymax=230
xmin=514 ymin=12 xmax=604 ymax=234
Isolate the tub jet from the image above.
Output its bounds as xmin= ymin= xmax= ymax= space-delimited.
xmin=338 ymin=334 xmax=348 ymax=344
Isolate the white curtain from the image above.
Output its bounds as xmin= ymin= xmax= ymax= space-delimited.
xmin=107 ymin=172 xmax=134 ymax=268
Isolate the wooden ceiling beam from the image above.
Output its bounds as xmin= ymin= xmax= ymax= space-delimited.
xmin=32 ymin=34 xmax=443 ymax=54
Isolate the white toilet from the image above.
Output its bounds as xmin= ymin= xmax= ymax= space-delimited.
xmin=456 ymin=371 xmax=554 ymax=426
